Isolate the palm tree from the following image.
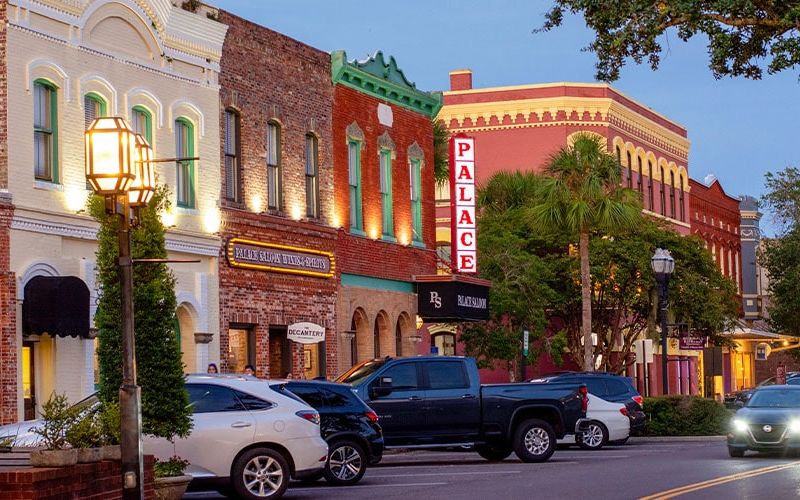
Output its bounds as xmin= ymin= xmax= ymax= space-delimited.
xmin=530 ymin=133 xmax=642 ymax=371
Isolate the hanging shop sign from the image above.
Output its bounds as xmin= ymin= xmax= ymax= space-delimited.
xmin=417 ymin=279 xmax=489 ymax=321
xmin=679 ymin=336 xmax=706 ymax=350
xmin=227 ymin=238 xmax=335 ymax=278
xmin=288 ymin=322 xmax=326 ymax=344
xmin=450 ymin=134 xmax=477 ymax=273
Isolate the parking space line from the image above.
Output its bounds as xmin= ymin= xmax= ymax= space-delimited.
xmin=368 ymin=470 xmax=523 ymax=478
xmin=293 ymin=481 xmax=448 ymax=491
xmin=639 ymin=461 xmax=800 ymax=499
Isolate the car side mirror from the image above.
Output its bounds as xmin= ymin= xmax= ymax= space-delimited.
xmin=735 ymin=400 xmax=745 ymax=408
xmin=370 ymin=377 xmax=393 ymax=399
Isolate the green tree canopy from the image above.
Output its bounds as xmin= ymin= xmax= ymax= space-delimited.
xmin=91 ymin=186 xmax=191 ymax=440
xmin=530 ymin=133 xmax=642 ymax=370
xmin=539 ymin=1 xmax=800 ymax=81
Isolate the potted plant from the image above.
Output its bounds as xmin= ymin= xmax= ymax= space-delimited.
xmin=98 ymin=402 xmax=121 ymax=460
xmin=154 ymin=454 xmax=192 ymax=500
xmin=29 ymin=393 xmax=78 ymax=467
xmin=66 ymin=412 xmax=103 ymax=463
xmin=0 ymin=435 xmax=15 ymax=452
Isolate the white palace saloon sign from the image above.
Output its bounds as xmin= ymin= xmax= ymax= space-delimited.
xmin=226 ymin=238 xmax=335 ymax=278
xmin=450 ymin=135 xmax=477 ymax=273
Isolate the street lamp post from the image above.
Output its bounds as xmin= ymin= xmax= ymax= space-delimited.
xmin=85 ymin=117 xmax=155 ymax=500
xmin=651 ymin=248 xmax=675 ymax=396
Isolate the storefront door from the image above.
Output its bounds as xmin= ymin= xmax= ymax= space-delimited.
xmin=22 ymin=341 xmax=36 ymax=420
xmin=228 ymin=327 xmax=255 ymax=374
xmin=269 ymin=327 xmax=291 ymax=378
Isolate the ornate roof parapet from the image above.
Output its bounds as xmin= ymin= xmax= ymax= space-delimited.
xmin=331 ymin=50 xmax=442 ymax=118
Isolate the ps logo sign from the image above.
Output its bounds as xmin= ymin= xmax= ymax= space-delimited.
xmin=430 ymin=291 xmax=442 ymax=309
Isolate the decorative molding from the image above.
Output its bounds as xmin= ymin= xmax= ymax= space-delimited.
xmin=165 ymin=238 xmax=220 ymax=257
xmin=407 ymin=142 xmax=424 ymax=161
xmin=194 ymin=332 xmax=214 ymax=344
xmin=346 ymin=121 xmax=364 ymax=142
xmin=331 ymin=50 xmax=442 ymax=117
xmin=377 ymin=131 xmax=396 ymax=156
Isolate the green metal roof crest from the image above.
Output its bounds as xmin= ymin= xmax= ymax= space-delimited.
xmin=331 ymin=50 xmax=443 ymax=117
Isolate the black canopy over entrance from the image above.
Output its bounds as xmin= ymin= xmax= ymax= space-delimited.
xmin=22 ymin=276 xmax=91 ymax=338
xmin=416 ymin=275 xmax=491 ymax=322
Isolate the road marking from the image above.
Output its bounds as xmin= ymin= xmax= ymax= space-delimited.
xmin=639 ymin=461 xmax=800 ymax=499
xmin=368 ymin=470 xmax=523 ymax=478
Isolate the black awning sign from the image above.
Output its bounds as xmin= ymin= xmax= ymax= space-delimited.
xmin=22 ymin=276 xmax=91 ymax=338
xmin=417 ymin=280 xmax=489 ymax=322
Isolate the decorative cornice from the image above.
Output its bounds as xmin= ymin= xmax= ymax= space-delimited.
xmin=165 ymin=238 xmax=220 ymax=257
xmin=331 ymin=50 xmax=442 ymax=118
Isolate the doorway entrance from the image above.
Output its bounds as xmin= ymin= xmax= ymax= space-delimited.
xmin=22 ymin=341 xmax=36 ymax=420
xmin=268 ymin=326 xmax=291 ymax=378
xmin=228 ymin=327 xmax=255 ymax=374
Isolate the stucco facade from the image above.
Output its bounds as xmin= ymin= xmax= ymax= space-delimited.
xmin=2 ymin=0 xmax=226 ymax=422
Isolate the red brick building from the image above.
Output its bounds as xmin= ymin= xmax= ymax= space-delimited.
xmin=689 ymin=177 xmax=742 ymax=291
xmin=331 ymin=51 xmax=441 ymax=374
xmin=217 ymin=11 xmax=338 ymax=379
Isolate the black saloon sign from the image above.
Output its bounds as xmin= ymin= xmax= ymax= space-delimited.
xmin=417 ymin=280 xmax=489 ymax=321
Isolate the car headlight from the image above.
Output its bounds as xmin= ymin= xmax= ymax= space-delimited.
xmin=732 ymin=418 xmax=748 ymax=433
xmin=788 ymin=420 xmax=800 ymax=434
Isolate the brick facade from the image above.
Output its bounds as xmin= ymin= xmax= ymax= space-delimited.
xmin=0 ymin=197 xmax=15 ymax=424
xmin=689 ymin=178 xmax=742 ymax=289
xmin=332 ymin=61 xmax=438 ymax=373
xmin=217 ymin=11 xmax=338 ymax=379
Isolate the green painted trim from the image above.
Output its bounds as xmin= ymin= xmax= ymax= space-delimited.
xmin=341 ymin=273 xmax=414 ymax=293
xmin=132 ymin=105 xmax=153 ymax=144
xmin=85 ymin=92 xmax=107 ymax=116
xmin=175 ymin=117 xmax=195 ymax=208
xmin=331 ymin=50 xmax=443 ymax=117
xmin=412 ymin=241 xmax=427 ymax=249
xmin=33 ymin=79 xmax=59 ymax=183
xmin=348 ymin=140 xmax=363 ymax=231
xmin=349 ymin=228 xmax=367 ymax=237
xmin=411 ymin=159 xmax=423 ymax=242
xmin=380 ymin=149 xmax=393 ymax=237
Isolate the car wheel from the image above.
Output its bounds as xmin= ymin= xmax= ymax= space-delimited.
xmin=577 ymin=421 xmax=608 ymax=450
xmin=513 ymin=418 xmax=556 ymax=463
xmin=608 ymin=436 xmax=629 ymax=446
xmin=324 ymin=440 xmax=367 ymax=486
xmin=476 ymin=443 xmax=512 ymax=462
xmin=232 ymin=447 xmax=290 ymax=499
xmin=728 ymin=446 xmax=745 ymax=458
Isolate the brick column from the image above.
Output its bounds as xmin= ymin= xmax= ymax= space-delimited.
xmin=0 ymin=197 xmax=17 ymax=424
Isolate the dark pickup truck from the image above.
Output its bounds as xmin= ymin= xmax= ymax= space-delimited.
xmin=336 ymin=356 xmax=588 ymax=462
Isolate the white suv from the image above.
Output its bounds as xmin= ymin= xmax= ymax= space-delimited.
xmin=145 ymin=374 xmax=328 ymax=499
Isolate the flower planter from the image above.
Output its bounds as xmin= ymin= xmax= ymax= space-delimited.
xmin=30 ymin=448 xmax=78 ymax=467
xmin=154 ymin=475 xmax=192 ymax=500
xmin=77 ymin=447 xmax=103 ymax=463
xmin=102 ymin=445 xmax=121 ymax=461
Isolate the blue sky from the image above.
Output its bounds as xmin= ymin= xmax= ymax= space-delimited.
xmin=213 ymin=0 xmax=798 ymax=232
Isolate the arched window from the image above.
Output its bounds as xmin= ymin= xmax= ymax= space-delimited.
xmin=130 ymin=105 xmax=153 ymax=144
xmin=267 ymin=121 xmax=282 ymax=211
xmin=626 ymin=151 xmax=632 ymax=188
xmin=224 ymin=109 xmax=241 ymax=202
xmin=84 ymin=92 xmax=107 ymax=130
xmin=379 ymin=148 xmax=394 ymax=237
xmin=647 ymin=160 xmax=654 ymax=209
xmin=669 ymin=178 xmax=676 ymax=219
xmin=305 ymin=133 xmax=320 ymax=218
xmin=175 ymin=117 xmax=195 ymax=208
xmin=33 ymin=79 xmax=58 ymax=182
xmin=348 ymin=139 xmax=363 ymax=231
xmin=679 ymin=175 xmax=686 ymax=221
xmin=410 ymin=159 xmax=423 ymax=243
xmin=431 ymin=333 xmax=456 ymax=356
xmin=659 ymin=166 xmax=666 ymax=216
xmin=637 ymin=156 xmax=643 ymax=196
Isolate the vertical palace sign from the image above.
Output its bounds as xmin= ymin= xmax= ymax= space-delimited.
xmin=450 ymin=135 xmax=477 ymax=273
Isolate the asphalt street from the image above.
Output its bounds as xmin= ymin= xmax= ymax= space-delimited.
xmin=185 ymin=438 xmax=800 ymax=499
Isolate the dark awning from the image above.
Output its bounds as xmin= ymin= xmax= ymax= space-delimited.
xmin=415 ymin=275 xmax=491 ymax=322
xmin=22 ymin=276 xmax=90 ymax=338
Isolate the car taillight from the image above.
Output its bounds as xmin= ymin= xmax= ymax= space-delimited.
xmin=579 ymin=386 xmax=588 ymax=412
xmin=619 ymin=407 xmax=629 ymax=417
xmin=633 ymin=395 xmax=644 ymax=409
xmin=365 ymin=410 xmax=379 ymax=423
xmin=295 ymin=410 xmax=320 ymax=425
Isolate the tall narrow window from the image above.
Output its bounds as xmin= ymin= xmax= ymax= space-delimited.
xmin=33 ymin=80 xmax=57 ymax=182
xmin=130 ymin=106 xmax=152 ymax=144
xmin=175 ymin=118 xmax=195 ymax=208
xmin=305 ymin=133 xmax=319 ymax=218
xmin=659 ymin=166 xmax=666 ymax=216
xmin=626 ymin=151 xmax=632 ymax=188
xmin=669 ymin=180 xmax=676 ymax=219
xmin=348 ymin=140 xmax=363 ymax=231
xmin=224 ymin=109 xmax=240 ymax=202
xmin=267 ymin=122 xmax=281 ymax=210
xmin=84 ymin=93 xmax=106 ymax=130
xmin=647 ymin=160 xmax=654 ymax=210
xmin=410 ymin=159 xmax=422 ymax=243
xmin=679 ymin=175 xmax=686 ymax=221
xmin=637 ymin=156 xmax=643 ymax=197
xmin=380 ymin=149 xmax=393 ymax=237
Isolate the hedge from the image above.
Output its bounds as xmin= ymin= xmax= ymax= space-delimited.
xmin=644 ymin=396 xmax=733 ymax=436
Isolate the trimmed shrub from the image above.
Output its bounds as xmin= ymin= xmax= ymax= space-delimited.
xmin=644 ymin=396 xmax=732 ymax=436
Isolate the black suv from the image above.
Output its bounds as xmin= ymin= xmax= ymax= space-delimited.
xmin=532 ymin=372 xmax=645 ymax=439
xmin=274 ymin=380 xmax=384 ymax=486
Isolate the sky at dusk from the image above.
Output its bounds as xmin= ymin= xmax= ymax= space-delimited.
xmin=212 ymin=0 xmax=799 ymax=233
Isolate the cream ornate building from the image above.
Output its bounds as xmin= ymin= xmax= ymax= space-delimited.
xmin=2 ymin=0 xmax=226 ymax=421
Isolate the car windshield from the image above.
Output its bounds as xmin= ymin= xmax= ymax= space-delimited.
xmin=336 ymin=359 xmax=387 ymax=386
xmin=747 ymin=390 xmax=800 ymax=408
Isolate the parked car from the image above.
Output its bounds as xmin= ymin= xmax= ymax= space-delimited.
xmin=530 ymin=371 xmax=645 ymax=442
xmin=0 ymin=393 xmax=99 ymax=447
xmin=337 ymin=356 xmax=589 ymax=463
xmin=145 ymin=375 xmax=328 ymax=499
xmin=727 ymin=385 xmax=800 ymax=457
xmin=556 ymin=394 xmax=630 ymax=450
xmin=724 ymin=372 xmax=800 ymax=409
xmin=272 ymin=380 xmax=383 ymax=486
